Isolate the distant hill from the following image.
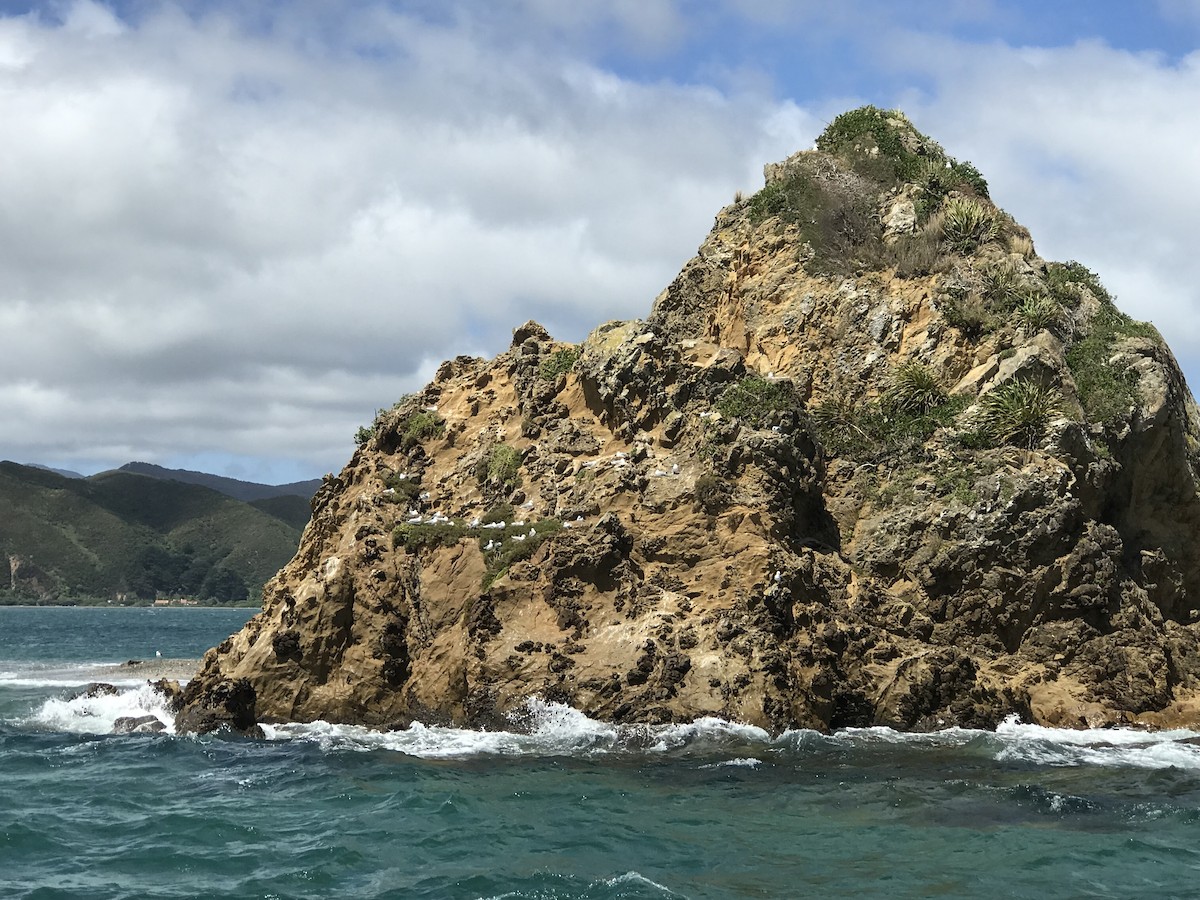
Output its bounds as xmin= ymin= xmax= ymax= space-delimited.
xmin=0 ymin=462 xmax=305 ymax=605
xmin=117 ymin=462 xmax=321 ymax=503
xmin=248 ymin=495 xmax=314 ymax=531
xmin=26 ymin=463 xmax=84 ymax=479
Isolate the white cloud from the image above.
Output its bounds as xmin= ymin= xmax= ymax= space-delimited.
xmin=2 ymin=1 xmax=1195 ymax=484
xmin=0 ymin=2 xmax=817 ymax=479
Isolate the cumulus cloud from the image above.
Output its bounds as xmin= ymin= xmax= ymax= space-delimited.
xmin=0 ymin=1 xmax=1194 ymax=483
xmin=0 ymin=2 xmax=816 ymax=480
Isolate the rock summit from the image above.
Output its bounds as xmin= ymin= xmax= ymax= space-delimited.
xmin=178 ymin=107 xmax=1200 ymax=736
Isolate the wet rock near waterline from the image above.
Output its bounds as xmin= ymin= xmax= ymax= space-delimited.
xmin=112 ymin=714 xmax=167 ymax=735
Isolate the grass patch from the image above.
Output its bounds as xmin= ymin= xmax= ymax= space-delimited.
xmin=748 ymin=165 xmax=883 ymax=275
xmin=890 ymin=227 xmax=946 ymax=278
xmin=1046 ymin=260 xmax=1114 ymax=307
xmin=393 ymin=516 xmax=565 ymax=589
xmin=1066 ymin=306 xmax=1157 ymax=425
xmin=539 ymin=348 xmax=579 ymax=381
xmin=1013 ymin=291 xmax=1061 ymax=336
xmin=481 ymin=503 xmax=514 ymax=525
xmin=941 ymin=289 xmax=993 ymax=337
xmin=382 ymin=473 xmax=421 ymax=504
xmin=399 ymin=411 xmax=445 ymax=451
xmin=1049 ymin=261 xmax=1158 ymax=425
xmin=816 ymin=106 xmax=929 ymax=185
xmin=481 ymin=519 xmax=564 ymax=591
xmin=716 ymin=376 xmax=798 ymax=428
xmin=967 ymin=380 xmax=1062 ymax=449
xmin=882 ymin=362 xmax=947 ymax=416
xmin=939 ymin=196 xmax=998 ymax=253
xmin=479 ymin=444 xmax=522 ymax=494
xmin=815 ymin=106 xmax=989 ymax=215
xmin=812 ymin=392 xmax=968 ymax=460
xmin=392 ymin=522 xmax=468 ymax=553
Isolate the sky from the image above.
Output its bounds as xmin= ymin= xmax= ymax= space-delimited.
xmin=1 ymin=0 xmax=1198 ymax=484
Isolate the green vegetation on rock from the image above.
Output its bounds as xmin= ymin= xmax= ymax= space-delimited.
xmin=882 ymin=362 xmax=948 ymax=417
xmin=813 ymin=364 xmax=966 ymax=460
xmin=815 ymin=105 xmax=989 ymax=207
xmin=400 ymin=411 xmax=446 ymax=450
xmin=539 ymin=348 xmax=579 ymax=381
xmin=747 ymin=162 xmax=883 ymax=275
xmin=968 ymin=380 xmax=1062 ymax=449
xmin=716 ymin=376 xmax=798 ymax=428
xmin=938 ymin=196 xmax=999 ymax=253
xmin=1051 ymin=261 xmax=1159 ymax=426
xmin=480 ymin=444 xmax=522 ymax=494
xmin=481 ymin=519 xmax=563 ymax=591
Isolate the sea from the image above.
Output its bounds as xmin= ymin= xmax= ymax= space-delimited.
xmin=3 ymin=607 xmax=1200 ymax=899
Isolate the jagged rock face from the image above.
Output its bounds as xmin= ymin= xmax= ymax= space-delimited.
xmin=179 ymin=110 xmax=1200 ymax=734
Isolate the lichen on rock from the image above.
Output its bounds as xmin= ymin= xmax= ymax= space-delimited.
xmin=176 ymin=107 xmax=1200 ymax=737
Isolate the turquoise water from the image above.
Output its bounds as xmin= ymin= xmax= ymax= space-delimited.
xmin=3 ymin=609 xmax=1200 ymax=898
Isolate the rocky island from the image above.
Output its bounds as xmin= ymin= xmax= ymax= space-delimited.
xmin=176 ymin=107 xmax=1200 ymax=737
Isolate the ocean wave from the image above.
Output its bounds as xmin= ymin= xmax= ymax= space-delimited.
xmin=19 ymin=682 xmax=177 ymax=735
xmin=263 ymin=699 xmax=774 ymax=760
xmin=478 ymin=870 xmax=685 ymax=900
xmin=12 ymin=685 xmax=1200 ymax=771
xmin=992 ymin=715 xmax=1200 ymax=770
xmin=266 ymin=704 xmax=1200 ymax=771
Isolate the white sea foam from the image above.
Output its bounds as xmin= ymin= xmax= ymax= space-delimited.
xmin=700 ymin=756 xmax=762 ymax=769
xmin=992 ymin=715 xmax=1200 ymax=770
xmin=1 ymin=674 xmax=148 ymax=689
xmin=479 ymin=871 xmax=682 ymax=900
xmin=264 ymin=699 xmax=775 ymax=759
xmin=262 ymin=701 xmax=1200 ymax=769
xmin=602 ymin=871 xmax=685 ymax=896
xmin=21 ymin=682 xmax=177 ymax=735
xmin=14 ymin=682 xmax=1200 ymax=771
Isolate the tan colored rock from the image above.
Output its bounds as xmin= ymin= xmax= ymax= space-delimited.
xmin=178 ymin=114 xmax=1200 ymax=736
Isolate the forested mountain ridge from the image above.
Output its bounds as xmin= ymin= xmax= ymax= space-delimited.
xmin=117 ymin=462 xmax=321 ymax=503
xmin=0 ymin=461 xmax=307 ymax=605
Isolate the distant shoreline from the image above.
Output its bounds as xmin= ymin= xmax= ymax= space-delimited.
xmin=95 ymin=658 xmax=202 ymax=682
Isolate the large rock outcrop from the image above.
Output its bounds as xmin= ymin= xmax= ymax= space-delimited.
xmin=178 ymin=107 xmax=1200 ymax=735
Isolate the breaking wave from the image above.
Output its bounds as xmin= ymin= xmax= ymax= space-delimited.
xmin=11 ymin=681 xmax=1200 ymax=772
xmin=21 ymin=681 xmax=178 ymax=735
xmin=262 ymin=704 xmax=1200 ymax=771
